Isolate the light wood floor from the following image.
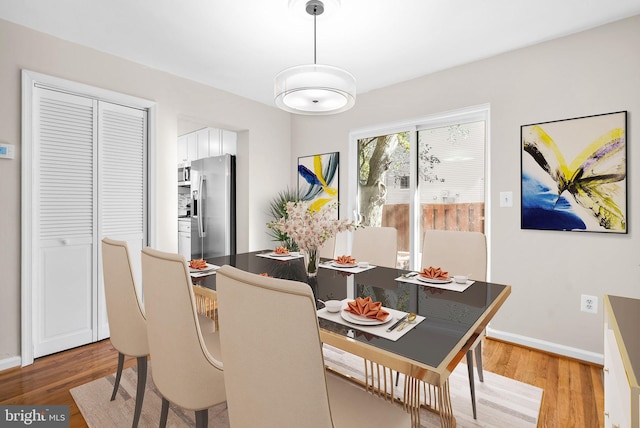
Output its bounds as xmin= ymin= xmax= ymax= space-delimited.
xmin=0 ymin=338 xmax=603 ymax=427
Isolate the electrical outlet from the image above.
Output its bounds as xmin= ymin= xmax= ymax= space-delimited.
xmin=581 ymin=294 xmax=598 ymax=314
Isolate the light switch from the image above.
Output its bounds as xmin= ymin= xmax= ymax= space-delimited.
xmin=499 ymin=191 xmax=513 ymax=207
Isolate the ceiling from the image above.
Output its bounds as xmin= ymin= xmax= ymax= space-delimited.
xmin=2 ymin=0 xmax=639 ymax=109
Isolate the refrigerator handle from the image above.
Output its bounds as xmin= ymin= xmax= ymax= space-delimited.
xmin=198 ymin=175 xmax=206 ymax=238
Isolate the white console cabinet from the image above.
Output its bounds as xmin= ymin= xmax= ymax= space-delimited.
xmin=604 ymin=295 xmax=640 ymax=428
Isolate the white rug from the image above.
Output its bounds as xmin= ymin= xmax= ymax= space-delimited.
xmin=71 ymin=345 xmax=542 ymax=427
xmin=322 ymin=344 xmax=542 ymax=427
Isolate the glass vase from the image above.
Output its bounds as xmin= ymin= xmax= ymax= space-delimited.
xmin=303 ymin=248 xmax=320 ymax=277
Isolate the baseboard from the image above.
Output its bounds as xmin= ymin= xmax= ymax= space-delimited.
xmin=487 ymin=327 xmax=604 ymax=366
xmin=0 ymin=355 xmax=21 ymax=372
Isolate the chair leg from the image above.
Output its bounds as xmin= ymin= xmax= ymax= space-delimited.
xmin=466 ymin=349 xmax=477 ymax=419
xmin=475 ymin=341 xmax=484 ymax=382
xmin=159 ymin=397 xmax=170 ymax=428
xmin=132 ymin=356 xmax=147 ymax=428
xmin=195 ymin=409 xmax=208 ymax=428
xmin=111 ymin=352 xmax=125 ymax=401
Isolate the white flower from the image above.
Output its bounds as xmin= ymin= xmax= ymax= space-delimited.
xmin=269 ymin=201 xmax=358 ymax=251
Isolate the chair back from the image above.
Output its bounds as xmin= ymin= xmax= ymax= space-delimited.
xmin=141 ymin=247 xmax=225 ymax=410
xmin=351 ymin=226 xmax=398 ymax=268
xmin=318 ymin=235 xmax=336 ymax=259
xmin=101 ymin=238 xmax=148 ymax=357
xmin=216 ymin=265 xmax=334 ymax=428
xmin=421 ymin=230 xmax=487 ymax=281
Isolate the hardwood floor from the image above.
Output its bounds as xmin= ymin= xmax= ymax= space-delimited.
xmin=0 ymin=338 xmax=603 ymax=427
xmin=483 ymin=338 xmax=604 ymax=428
xmin=0 ymin=340 xmax=137 ymax=427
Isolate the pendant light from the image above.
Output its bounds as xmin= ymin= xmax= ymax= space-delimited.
xmin=274 ymin=0 xmax=356 ymax=115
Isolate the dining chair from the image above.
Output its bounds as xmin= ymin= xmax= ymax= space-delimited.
xmin=215 ymin=265 xmax=411 ymax=428
xmin=318 ymin=234 xmax=336 ymax=259
xmin=351 ymin=226 xmax=398 ymax=268
xmin=101 ymin=237 xmax=149 ymax=428
xmin=141 ymin=247 xmax=226 ymax=428
xmin=421 ymin=229 xmax=487 ymax=419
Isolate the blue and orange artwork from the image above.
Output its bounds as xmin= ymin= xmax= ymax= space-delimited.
xmin=298 ymin=152 xmax=339 ymax=215
xmin=521 ymin=111 xmax=626 ymax=233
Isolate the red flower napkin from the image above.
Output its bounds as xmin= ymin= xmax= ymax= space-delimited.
xmin=335 ymin=255 xmax=357 ymax=265
xmin=419 ymin=266 xmax=449 ymax=280
xmin=344 ymin=297 xmax=389 ymax=321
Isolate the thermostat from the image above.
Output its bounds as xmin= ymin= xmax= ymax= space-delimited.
xmin=0 ymin=143 xmax=15 ymax=159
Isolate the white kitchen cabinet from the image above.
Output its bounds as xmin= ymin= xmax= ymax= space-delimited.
xmin=177 ymin=135 xmax=188 ymax=164
xmin=177 ymin=132 xmax=198 ymax=165
xmin=196 ymin=128 xmax=211 ymax=159
xmin=221 ymin=129 xmax=237 ymax=155
xmin=208 ymin=128 xmax=222 ymax=156
xmin=604 ymin=295 xmax=640 ymax=428
xmin=178 ymin=219 xmax=191 ymax=261
xmin=177 ymin=127 xmax=237 ymax=165
xmin=187 ymin=132 xmax=197 ymax=162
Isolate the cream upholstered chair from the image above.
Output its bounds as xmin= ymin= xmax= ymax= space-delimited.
xmin=216 ymin=265 xmax=411 ymax=428
xmin=141 ymin=247 xmax=226 ymax=428
xmin=350 ymin=226 xmax=398 ymax=268
xmin=318 ymin=234 xmax=336 ymax=259
xmin=101 ymin=238 xmax=148 ymax=428
xmin=421 ymin=229 xmax=487 ymax=419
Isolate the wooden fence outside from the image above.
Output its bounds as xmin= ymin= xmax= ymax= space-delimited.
xmin=381 ymin=203 xmax=485 ymax=252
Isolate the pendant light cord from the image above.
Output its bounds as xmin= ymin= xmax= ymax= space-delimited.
xmin=313 ymin=7 xmax=317 ymax=65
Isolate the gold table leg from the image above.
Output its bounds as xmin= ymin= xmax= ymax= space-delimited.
xmin=360 ymin=359 xmax=456 ymax=428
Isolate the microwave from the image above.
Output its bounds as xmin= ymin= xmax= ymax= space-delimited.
xmin=178 ymin=166 xmax=191 ymax=183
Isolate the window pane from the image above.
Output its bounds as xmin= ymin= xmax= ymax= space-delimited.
xmin=357 ymin=133 xmax=409 ymax=268
xmin=417 ymin=121 xmax=485 ymax=250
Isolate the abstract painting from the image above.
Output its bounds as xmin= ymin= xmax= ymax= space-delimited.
xmin=298 ymin=152 xmax=339 ymax=217
xmin=521 ymin=111 xmax=627 ymax=233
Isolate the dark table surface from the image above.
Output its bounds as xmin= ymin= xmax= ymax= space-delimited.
xmin=195 ymin=250 xmax=510 ymax=371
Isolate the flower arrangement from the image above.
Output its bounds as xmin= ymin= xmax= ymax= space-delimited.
xmin=266 ymin=187 xmax=301 ymax=251
xmin=268 ymin=201 xmax=359 ymax=276
xmin=269 ymin=201 xmax=357 ymax=251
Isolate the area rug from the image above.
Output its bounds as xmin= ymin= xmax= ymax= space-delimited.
xmin=71 ymin=345 xmax=542 ymax=427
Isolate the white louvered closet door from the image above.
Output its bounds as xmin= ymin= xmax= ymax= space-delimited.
xmin=32 ymin=87 xmax=147 ymax=357
xmin=33 ymin=88 xmax=98 ymax=358
xmin=97 ymin=102 xmax=147 ymax=340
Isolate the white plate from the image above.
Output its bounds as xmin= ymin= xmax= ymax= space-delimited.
xmin=189 ymin=263 xmax=217 ymax=273
xmin=269 ymin=252 xmax=291 ymax=257
xmin=332 ymin=262 xmax=358 ymax=268
xmin=340 ymin=309 xmax=393 ymax=326
xmin=416 ymin=276 xmax=453 ymax=284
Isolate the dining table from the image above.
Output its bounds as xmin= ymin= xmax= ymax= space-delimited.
xmin=192 ymin=250 xmax=511 ymax=428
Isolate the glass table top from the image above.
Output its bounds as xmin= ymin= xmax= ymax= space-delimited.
xmin=197 ymin=250 xmax=509 ymax=370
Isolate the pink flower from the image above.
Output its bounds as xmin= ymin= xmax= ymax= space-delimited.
xmin=269 ymin=201 xmax=358 ymax=252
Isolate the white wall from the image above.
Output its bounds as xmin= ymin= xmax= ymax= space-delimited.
xmin=0 ymin=18 xmax=290 ymax=363
xmin=290 ymin=15 xmax=640 ymax=362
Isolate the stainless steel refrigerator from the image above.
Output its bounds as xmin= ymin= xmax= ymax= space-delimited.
xmin=190 ymin=154 xmax=236 ymax=259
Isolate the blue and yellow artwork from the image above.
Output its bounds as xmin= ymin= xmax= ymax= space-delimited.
xmin=298 ymin=152 xmax=339 ymax=216
xmin=521 ymin=111 xmax=627 ymax=233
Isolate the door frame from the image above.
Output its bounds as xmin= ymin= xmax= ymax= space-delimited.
xmin=21 ymin=70 xmax=157 ymax=366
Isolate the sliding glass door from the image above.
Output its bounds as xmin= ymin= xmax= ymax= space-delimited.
xmin=355 ymin=107 xmax=488 ymax=269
